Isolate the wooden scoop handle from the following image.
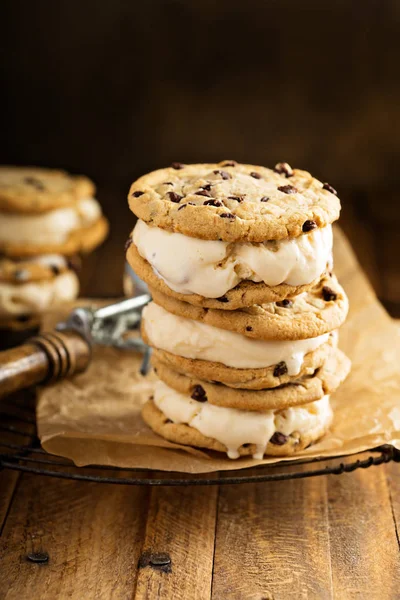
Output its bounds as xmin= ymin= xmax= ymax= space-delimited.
xmin=0 ymin=330 xmax=91 ymax=398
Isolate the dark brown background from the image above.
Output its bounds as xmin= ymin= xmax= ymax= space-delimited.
xmin=1 ymin=0 xmax=399 ymax=312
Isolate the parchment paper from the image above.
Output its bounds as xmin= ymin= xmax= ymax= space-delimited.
xmin=37 ymin=228 xmax=400 ymax=473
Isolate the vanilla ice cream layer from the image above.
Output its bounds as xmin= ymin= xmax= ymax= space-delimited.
xmin=0 ymin=271 xmax=79 ymax=316
xmin=133 ymin=219 xmax=333 ymax=298
xmin=143 ymin=302 xmax=329 ymax=374
xmin=154 ymin=380 xmax=332 ymax=459
xmin=0 ymin=197 xmax=102 ymax=245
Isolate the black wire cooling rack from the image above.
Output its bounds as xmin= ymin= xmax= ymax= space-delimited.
xmin=1 ymin=390 xmax=399 ymax=486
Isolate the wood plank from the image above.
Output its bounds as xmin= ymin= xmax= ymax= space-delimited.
xmin=0 ymin=391 xmax=36 ymax=536
xmin=0 ymin=474 xmax=149 ymax=599
xmin=386 ymin=461 xmax=400 ymax=551
xmin=327 ymin=466 xmax=400 ymax=599
xmin=134 ymin=485 xmax=218 ymax=600
xmin=212 ymin=471 xmax=333 ymax=600
xmin=0 ymin=470 xmax=20 ymax=534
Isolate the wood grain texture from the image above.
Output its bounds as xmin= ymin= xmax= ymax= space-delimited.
xmin=0 ymin=474 xmax=149 ymax=600
xmin=134 ymin=485 xmax=218 ymax=600
xmin=0 ymin=391 xmax=36 ymax=537
xmin=386 ymin=462 xmax=400 ymax=551
xmin=212 ymin=467 xmax=333 ymax=600
xmin=0 ymin=470 xmax=20 ymax=534
xmin=327 ymin=467 xmax=400 ymax=599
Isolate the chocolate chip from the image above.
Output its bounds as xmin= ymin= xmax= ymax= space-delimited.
xmin=125 ymin=237 xmax=133 ymax=252
xmin=219 ymin=213 xmax=236 ymax=219
xmin=202 ymin=184 xmax=212 ymax=191
xmin=195 ymin=190 xmax=211 ymax=197
xmin=228 ymin=195 xmax=244 ymax=202
xmin=171 ymin=162 xmax=185 ymax=169
xmin=139 ymin=551 xmax=171 ymax=573
xmin=274 ymin=162 xmax=293 ymax=177
xmin=276 ymin=299 xmax=293 ymax=308
xmin=322 ymin=182 xmax=337 ymax=195
xmin=322 ymin=286 xmax=337 ymax=301
xmin=260 ymin=196 xmax=270 ymax=202
xmin=168 ymin=191 xmax=183 ymax=203
xmin=17 ymin=315 xmax=30 ymax=323
xmin=216 ymin=295 xmax=229 ymax=303
xmin=14 ymin=269 xmax=29 ymax=282
xmin=273 ymin=361 xmax=288 ymax=377
xmin=177 ymin=202 xmax=195 ymax=211
xmin=250 ymin=172 xmax=261 ymax=179
xmin=221 ymin=160 xmax=237 ymax=167
xmin=302 ymin=220 xmax=317 ymax=232
xmin=24 ymin=177 xmax=45 ymax=190
xmin=50 ymin=264 xmax=60 ymax=276
xmin=278 ymin=185 xmax=298 ymax=194
xmin=191 ymin=385 xmax=207 ymax=402
xmin=132 ymin=190 xmax=144 ymax=197
xmin=203 ymin=199 xmax=223 ymax=207
xmin=163 ymin=181 xmax=173 ymax=185
xmin=213 ymin=170 xmax=231 ymax=180
xmin=26 ymin=552 xmax=49 ymax=564
xmin=149 ymin=553 xmax=171 ymax=567
xmin=165 ymin=419 xmax=173 ymax=424
xmin=245 ymin=326 xmax=253 ymax=331
xmin=270 ymin=432 xmax=288 ymax=445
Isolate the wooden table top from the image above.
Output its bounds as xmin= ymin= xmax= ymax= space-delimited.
xmin=1 ymin=205 xmax=400 ymax=599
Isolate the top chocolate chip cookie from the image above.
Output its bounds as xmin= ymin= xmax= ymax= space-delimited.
xmin=0 ymin=166 xmax=95 ymax=213
xmin=128 ymin=161 xmax=341 ymax=242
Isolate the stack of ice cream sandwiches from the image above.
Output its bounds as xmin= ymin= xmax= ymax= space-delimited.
xmin=0 ymin=166 xmax=108 ymax=349
xmin=126 ymin=160 xmax=351 ymax=460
